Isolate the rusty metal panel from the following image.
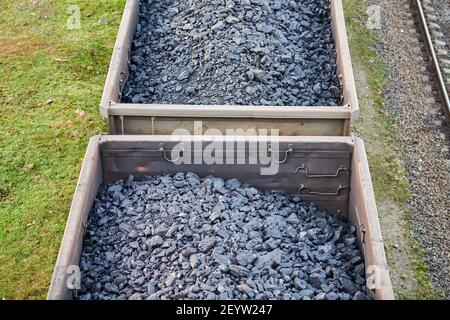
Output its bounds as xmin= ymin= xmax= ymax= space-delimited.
xmin=100 ymin=0 xmax=358 ymax=136
xmin=100 ymin=137 xmax=352 ymax=212
xmin=47 ymin=135 xmax=393 ymax=300
xmin=348 ymin=137 xmax=394 ymax=300
xmin=109 ymin=115 xmax=348 ymax=136
xmin=331 ymin=0 xmax=359 ymax=118
xmin=100 ymin=0 xmax=139 ymax=112
xmin=47 ymin=136 xmax=103 ymax=300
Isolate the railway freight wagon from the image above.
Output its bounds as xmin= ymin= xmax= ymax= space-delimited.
xmin=48 ymin=0 xmax=394 ymax=300
xmin=48 ymin=136 xmax=393 ymax=300
xmin=100 ymin=0 xmax=359 ymax=136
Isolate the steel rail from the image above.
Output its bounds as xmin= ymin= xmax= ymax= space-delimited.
xmin=413 ymin=0 xmax=450 ymax=121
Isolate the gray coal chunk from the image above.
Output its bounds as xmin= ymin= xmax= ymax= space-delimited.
xmin=190 ymin=254 xmax=202 ymax=269
xmin=309 ymin=273 xmax=325 ymax=289
xmin=128 ymin=293 xmax=143 ymax=300
xmin=235 ymin=251 xmax=257 ymax=266
xmin=214 ymin=253 xmax=231 ymax=267
xmin=198 ymin=237 xmax=216 ymax=252
xmin=255 ymin=248 xmax=282 ymax=268
xmin=107 ymin=184 xmax=123 ymax=193
xmin=181 ymin=247 xmax=197 ymax=257
xmin=340 ymin=277 xmax=360 ymax=295
xmin=211 ymin=21 xmax=225 ymax=32
xmin=212 ymin=178 xmax=227 ymax=194
xmin=314 ymin=292 xmax=326 ymax=300
xmin=146 ymin=235 xmax=163 ymax=248
xmin=326 ymin=292 xmax=339 ymax=300
xmin=229 ymin=265 xmax=249 ymax=278
xmin=293 ymin=277 xmax=307 ymax=290
xmin=225 ymin=178 xmax=241 ymax=190
xmin=165 ymin=273 xmax=177 ymax=287
xmin=286 ymin=213 xmax=300 ymax=224
xmin=155 ymin=224 xmax=169 ymax=236
xmin=177 ymin=69 xmax=193 ymax=81
xmin=353 ymin=291 xmax=370 ymax=300
xmin=299 ymin=290 xmax=315 ymax=298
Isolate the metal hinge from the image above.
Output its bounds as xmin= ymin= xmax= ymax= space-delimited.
xmin=268 ymin=143 xmax=293 ymax=164
xmin=298 ymin=184 xmax=348 ymax=196
xmin=118 ymin=76 xmax=125 ymax=100
xmin=159 ymin=143 xmax=184 ymax=163
xmin=295 ymin=164 xmax=350 ymax=178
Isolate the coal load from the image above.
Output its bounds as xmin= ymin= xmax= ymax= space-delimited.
xmin=77 ymin=173 xmax=369 ymax=300
xmin=123 ymin=0 xmax=343 ymax=106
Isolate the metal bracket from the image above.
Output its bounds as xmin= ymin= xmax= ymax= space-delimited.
xmin=295 ymin=164 xmax=350 ymax=178
xmin=159 ymin=143 xmax=184 ymax=163
xmin=118 ymin=77 xmax=125 ymax=100
xmin=360 ymin=224 xmax=367 ymax=244
xmin=151 ymin=116 xmax=156 ymax=135
xmin=298 ymin=184 xmax=348 ymax=196
xmin=120 ymin=116 xmax=125 ymax=135
xmin=268 ymin=143 xmax=293 ymax=164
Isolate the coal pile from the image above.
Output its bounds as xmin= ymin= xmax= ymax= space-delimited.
xmin=122 ymin=0 xmax=343 ymax=106
xmin=77 ymin=173 xmax=370 ymax=300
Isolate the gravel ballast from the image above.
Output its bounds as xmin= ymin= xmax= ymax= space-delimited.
xmin=373 ymin=0 xmax=450 ymax=296
xmin=77 ymin=174 xmax=369 ymax=300
xmin=431 ymin=0 xmax=450 ymax=52
xmin=122 ymin=0 xmax=342 ymax=106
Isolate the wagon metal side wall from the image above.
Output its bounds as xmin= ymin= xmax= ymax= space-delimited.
xmin=100 ymin=0 xmax=358 ymax=136
xmin=47 ymin=136 xmax=393 ymax=300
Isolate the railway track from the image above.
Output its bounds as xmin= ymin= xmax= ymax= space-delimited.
xmin=410 ymin=0 xmax=450 ymax=127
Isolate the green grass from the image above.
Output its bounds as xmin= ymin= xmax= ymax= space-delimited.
xmin=343 ymin=0 xmax=443 ymax=299
xmin=0 ymin=0 xmax=125 ymax=299
xmin=399 ymin=211 xmax=444 ymax=299
xmin=343 ymin=0 xmax=410 ymax=206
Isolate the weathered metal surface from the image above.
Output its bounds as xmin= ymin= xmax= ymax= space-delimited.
xmin=349 ymin=137 xmax=394 ymax=300
xmin=108 ymin=114 xmax=349 ymax=136
xmin=47 ymin=137 xmax=103 ymax=300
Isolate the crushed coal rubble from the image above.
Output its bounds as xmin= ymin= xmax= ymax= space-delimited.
xmin=77 ymin=173 xmax=370 ymax=300
xmin=122 ymin=0 xmax=343 ymax=106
